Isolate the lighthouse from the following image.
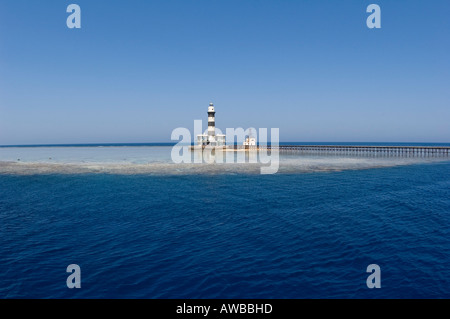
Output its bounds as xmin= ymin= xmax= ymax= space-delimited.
xmin=197 ymin=102 xmax=226 ymax=147
xmin=207 ymin=102 xmax=215 ymax=136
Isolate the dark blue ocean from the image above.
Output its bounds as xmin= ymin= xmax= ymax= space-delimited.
xmin=0 ymin=157 xmax=449 ymax=298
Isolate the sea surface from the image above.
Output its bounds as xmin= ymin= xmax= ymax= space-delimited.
xmin=0 ymin=143 xmax=449 ymax=298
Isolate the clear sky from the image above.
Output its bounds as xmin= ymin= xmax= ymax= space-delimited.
xmin=0 ymin=0 xmax=449 ymax=145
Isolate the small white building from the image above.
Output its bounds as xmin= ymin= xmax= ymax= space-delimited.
xmin=197 ymin=102 xmax=226 ymax=147
xmin=243 ymin=136 xmax=256 ymax=146
xmin=243 ymin=128 xmax=256 ymax=146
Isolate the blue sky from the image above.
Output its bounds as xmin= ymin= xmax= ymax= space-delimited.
xmin=0 ymin=0 xmax=449 ymax=144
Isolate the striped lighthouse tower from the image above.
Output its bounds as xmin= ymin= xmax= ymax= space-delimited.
xmin=207 ymin=102 xmax=215 ymax=136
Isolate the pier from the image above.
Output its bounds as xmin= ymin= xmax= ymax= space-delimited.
xmin=193 ymin=145 xmax=450 ymax=157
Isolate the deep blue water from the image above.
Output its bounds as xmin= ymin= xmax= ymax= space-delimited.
xmin=1 ymin=162 xmax=449 ymax=298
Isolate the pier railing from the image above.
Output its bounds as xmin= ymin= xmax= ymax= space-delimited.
xmin=228 ymin=145 xmax=450 ymax=157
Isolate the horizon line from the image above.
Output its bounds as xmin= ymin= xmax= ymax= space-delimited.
xmin=2 ymin=141 xmax=450 ymax=148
